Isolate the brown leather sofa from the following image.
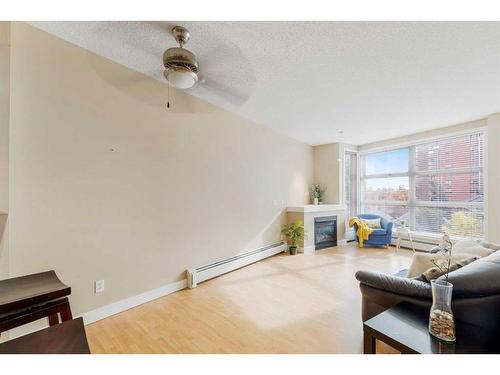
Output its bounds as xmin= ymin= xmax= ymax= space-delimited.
xmin=355 ymin=246 xmax=500 ymax=332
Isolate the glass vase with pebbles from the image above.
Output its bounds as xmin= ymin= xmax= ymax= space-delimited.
xmin=429 ymin=279 xmax=456 ymax=342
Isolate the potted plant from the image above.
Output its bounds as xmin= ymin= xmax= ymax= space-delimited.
xmin=281 ymin=220 xmax=307 ymax=255
xmin=310 ymin=184 xmax=326 ymax=205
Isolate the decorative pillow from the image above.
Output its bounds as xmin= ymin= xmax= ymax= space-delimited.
xmin=360 ymin=218 xmax=381 ymax=229
xmin=478 ymin=240 xmax=500 ymax=251
xmin=452 ymin=239 xmax=495 ymax=257
xmin=406 ymin=252 xmax=479 ymax=278
xmin=420 ymin=256 xmax=479 ymax=282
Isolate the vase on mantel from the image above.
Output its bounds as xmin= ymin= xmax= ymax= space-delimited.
xmin=429 ymin=279 xmax=456 ymax=342
xmin=313 ymin=197 xmax=319 ymax=205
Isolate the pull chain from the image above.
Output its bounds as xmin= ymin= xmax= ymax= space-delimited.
xmin=167 ymin=83 xmax=170 ymax=109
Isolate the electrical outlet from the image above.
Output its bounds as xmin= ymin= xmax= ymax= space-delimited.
xmin=94 ymin=280 xmax=105 ymax=294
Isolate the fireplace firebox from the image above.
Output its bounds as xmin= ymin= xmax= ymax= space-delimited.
xmin=314 ymin=216 xmax=337 ymax=250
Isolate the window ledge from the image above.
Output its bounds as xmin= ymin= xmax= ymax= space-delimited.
xmin=393 ymin=229 xmax=482 ymax=246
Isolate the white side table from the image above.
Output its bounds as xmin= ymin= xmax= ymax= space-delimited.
xmin=395 ymin=227 xmax=416 ymax=253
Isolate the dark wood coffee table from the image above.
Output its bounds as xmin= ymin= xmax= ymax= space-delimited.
xmin=0 ymin=317 xmax=90 ymax=354
xmin=363 ymin=302 xmax=500 ymax=354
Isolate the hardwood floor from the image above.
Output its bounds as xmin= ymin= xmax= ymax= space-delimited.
xmin=85 ymin=243 xmax=413 ymax=353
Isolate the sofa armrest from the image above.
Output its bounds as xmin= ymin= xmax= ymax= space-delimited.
xmin=355 ymin=270 xmax=431 ymax=299
xmin=379 ymin=218 xmax=392 ymax=231
xmin=385 ymin=221 xmax=393 ymax=235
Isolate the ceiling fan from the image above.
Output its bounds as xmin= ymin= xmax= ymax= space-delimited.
xmin=159 ymin=24 xmax=255 ymax=108
xmin=86 ymin=22 xmax=256 ymax=112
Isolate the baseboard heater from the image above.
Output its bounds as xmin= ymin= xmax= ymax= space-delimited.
xmin=391 ymin=236 xmax=439 ymax=252
xmin=187 ymin=241 xmax=287 ymax=288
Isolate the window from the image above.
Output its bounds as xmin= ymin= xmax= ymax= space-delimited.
xmin=344 ymin=150 xmax=358 ymax=240
xmin=361 ymin=148 xmax=410 ymax=226
xmin=360 ymin=132 xmax=484 ymax=238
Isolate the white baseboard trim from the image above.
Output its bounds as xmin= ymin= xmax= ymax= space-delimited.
xmin=80 ymin=279 xmax=187 ymax=325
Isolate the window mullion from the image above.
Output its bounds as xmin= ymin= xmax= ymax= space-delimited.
xmin=409 ymin=145 xmax=416 ymax=230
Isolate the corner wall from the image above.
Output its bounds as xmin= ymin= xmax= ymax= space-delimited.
xmin=6 ymin=22 xmax=313 ymax=318
xmin=312 ymin=143 xmax=342 ymax=204
xmin=0 ymin=22 xmax=10 ymax=280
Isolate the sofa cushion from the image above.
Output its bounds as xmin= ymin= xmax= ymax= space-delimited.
xmin=479 ymin=240 xmax=500 ymax=251
xmin=406 ymin=252 xmax=479 ymax=278
xmin=361 ymin=218 xmax=382 ymax=229
xmin=420 ymin=256 xmax=479 ymax=282
xmin=445 ymin=250 xmax=500 ymax=297
xmin=453 ymin=239 xmax=496 ymax=257
xmin=370 ymin=228 xmax=387 ymax=236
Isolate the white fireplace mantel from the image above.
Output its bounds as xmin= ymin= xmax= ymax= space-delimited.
xmin=286 ymin=204 xmax=347 ymax=253
xmin=286 ymin=204 xmax=346 ymax=213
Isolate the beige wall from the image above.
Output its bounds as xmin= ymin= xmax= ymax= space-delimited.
xmin=5 ymin=23 xmax=313 ymax=317
xmin=0 ymin=22 xmax=10 ymax=280
xmin=312 ymin=143 xmax=357 ymax=205
xmin=312 ymin=143 xmax=341 ymax=204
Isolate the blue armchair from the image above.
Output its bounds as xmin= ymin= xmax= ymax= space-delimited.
xmin=353 ymin=214 xmax=393 ymax=247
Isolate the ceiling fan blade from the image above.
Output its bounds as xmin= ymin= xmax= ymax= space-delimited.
xmin=86 ymin=50 xmax=164 ymax=106
xmin=193 ymin=41 xmax=256 ymax=107
xmin=194 ymin=75 xmax=250 ymax=106
xmin=86 ymin=50 xmax=215 ymax=114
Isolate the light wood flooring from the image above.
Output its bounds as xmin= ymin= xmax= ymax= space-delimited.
xmin=86 ymin=243 xmax=413 ymax=353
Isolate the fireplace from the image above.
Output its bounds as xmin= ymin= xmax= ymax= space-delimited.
xmin=314 ymin=216 xmax=337 ymax=250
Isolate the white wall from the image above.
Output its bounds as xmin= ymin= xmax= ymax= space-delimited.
xmin=3 ymin=22 xmax=313 ymax=320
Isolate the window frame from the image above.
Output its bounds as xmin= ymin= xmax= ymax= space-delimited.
xmin=343 ymin=148 xmax=359 ymax=240
xmin=359 ymin=129 xmax=486 ymax=239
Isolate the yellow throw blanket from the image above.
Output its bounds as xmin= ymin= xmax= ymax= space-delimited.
xmin=348 ymin=217 xmax=373 ymax=248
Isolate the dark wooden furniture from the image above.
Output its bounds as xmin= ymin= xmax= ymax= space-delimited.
xmin=363 ymin=302 xmax=500 ymax=354
xmin=0 ymin=271 xmax=72 ymax=335
xmin=0 ymin=317 xmax=90 ymax=354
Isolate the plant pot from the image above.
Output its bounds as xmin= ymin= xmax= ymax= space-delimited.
xmin=289 ymin=246 xmax=297 ymax=255
xmin=313 ymin=197 xmax=319 ymax=205
xmin=429 ymin=279 xmax=456 ymax=342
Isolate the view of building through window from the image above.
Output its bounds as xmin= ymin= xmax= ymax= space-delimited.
xmin=360 ymin=132 xmax=484 ymax=238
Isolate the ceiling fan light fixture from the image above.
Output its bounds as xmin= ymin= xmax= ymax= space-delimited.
xmin=162 ymin=27 xmax=199 ymax=90
xmin=164 ymin=68 xmax=198 ymax=89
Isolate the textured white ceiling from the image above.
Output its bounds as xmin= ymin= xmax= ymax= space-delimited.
xmin=29 ymin=21 xmax=500 ymax=145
